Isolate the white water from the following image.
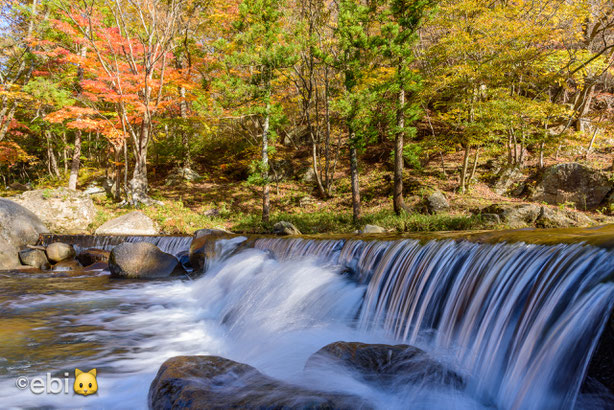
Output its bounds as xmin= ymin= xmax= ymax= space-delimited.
xmin=0 ymin=237 xmax=612 ymax=409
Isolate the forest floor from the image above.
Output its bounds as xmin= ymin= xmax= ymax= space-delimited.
xmin=84 ymin=144 xmax=614 ymax=235
xmin=3 ymin=140 xmax=613 ymax=235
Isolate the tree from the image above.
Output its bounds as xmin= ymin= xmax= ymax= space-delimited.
xmin=224 ymin=0 xmax=296 ymax=222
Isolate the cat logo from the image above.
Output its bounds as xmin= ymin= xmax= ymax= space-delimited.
xmin=73 ymin=369 xmax=98 ymax=396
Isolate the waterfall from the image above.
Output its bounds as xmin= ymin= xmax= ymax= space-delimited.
xmin=40 ymin=234 xmax=192 ymax=256
xmin=250 ymin=236 xmax=614 ymax=409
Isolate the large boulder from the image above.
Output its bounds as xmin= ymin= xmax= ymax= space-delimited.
xmin=480 ymin=203 xmax=595 ymax=229
xmin=95 ymin=211 xmax=158 ymax=235
xmin=305 ymin=341 xmax=464 ymax=390
xmin=109 ymin=242 xmax=186 ymax=279
xmin=45 ymin=242 xmax=76 ymax=263
xmin=18 ymin=248 xmax=50 ymax=270
xmin=530 ymin=163 xmax=612 ymax=210
xmin=0 ymin=199 xmax=49 ymax=248
xmin=148 ymin=355 xmax=370 ymax=410
xmin=11 ymin=188 xmax=96 ymax=234
xmin=0 ymin=238 xmax=20 ymax=270
xmin=273 ymin=221 xmax=301 ymax=236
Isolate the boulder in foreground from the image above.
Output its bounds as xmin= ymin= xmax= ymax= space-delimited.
xmin=18 ymin=248 xmax=50 ymax=270
xmin=95 ymin=211 xmax=158 ymax=235
xmin=305 ymin=341 xmax=465 ymax=390
xmin=148 ymin=355 xmax=370 ymax=410
xmin=0 ymin=198 xmax=49 ymax=248
xmin=109 ymin=242 xmax=185 ymax=279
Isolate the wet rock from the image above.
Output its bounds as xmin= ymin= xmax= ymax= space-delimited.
xmin=76 ymin=249 xmax=110 ymax=267
xmin=0 ymin=198 xmax=49 ymax=248
xmin=148 ymin=355 xmax=371 ymax=410
xmin=530 ymin=163 xmax=612 ymax=210
xmin=305 ymin=341 xmax=464 ymax=390
xmin=109 ymin=242 xmax=185 ymax=279
xmin=425 ymin=191 xmax=450 ymax=214
xmin=492 ymin=166 xmax=526 ymax=196
xmin=18 ymin=248 xmax=50 ymax=270
xmin=45 ymin=242 xmax=76 ymax=263
xmin=189 ymin=230 xmax=233 ymax=273
xmin=95 ymin=211 xmax=158 ymax=235
xmin=360 ymin=224 xmax=387 ymax=234
xmin=273 ymin=221 xmax=301 ymax=236
xmin=0 ymin=238 xmax=20 ymax=270
xmin=10 ymin=188 xmax=95 ymax=234
xmin=583 ymin=310 xmax=614 ymax=396
xmin=52 ymin=258 xmax=83 ymax=271
xmin=82 ymin=261 xmax=109 ymax=272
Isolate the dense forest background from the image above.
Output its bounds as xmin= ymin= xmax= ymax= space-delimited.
xmin=1 ymin=0 xmax=614 ymax=233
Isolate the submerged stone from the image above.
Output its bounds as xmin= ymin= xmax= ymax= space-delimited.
xmin=148 ymin=355 xmax=371 ymax=410
xmin=305 ymin=341 xmax=465 ymax=391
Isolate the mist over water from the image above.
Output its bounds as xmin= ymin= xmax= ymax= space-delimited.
xmin=0 ymin=236 xmax=613 ymax=409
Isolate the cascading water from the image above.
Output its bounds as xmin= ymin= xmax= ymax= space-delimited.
xmin=0 ymin=234 xmax=612 ymax=409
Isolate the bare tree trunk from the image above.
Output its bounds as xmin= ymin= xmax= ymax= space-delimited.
xmin=130 ymin=120 xmax=150 ymax=204
xmin=262 ymin=103 xmax=271 ymax=223
xmin=349 ymin=131 xmax=361 ymax=223
xmin=459 ymin=144 xmax=471 ymax=193
xmin=114 ymin=146 xmax=121 ymax=201
xmin=68 ymin=130 xmax=81 ymax=189
xmin=123 ymin=140 xmax=128 ymax=195
xmin=539 ymin=141 xmax=545 ymax=168
xmin=468 ymin=146 xmax=480 ymax=183
xmin=62 ymin=132 xmax=68 ymax=174
xmin=393 ymin=87 xmax=408 ymax=215
xmin=45 ymin=131 xmax=60 ymax=178
xmin=179 ymin=86 xmax=191 ymax=170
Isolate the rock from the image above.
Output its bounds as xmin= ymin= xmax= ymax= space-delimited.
xmin=18 ymin=249 xmax=50 ymax=270
xmin=273 ymin=221 xmax=301 ymax=236
xmin=109 ymin=242 xmax=186 ymax=279
xmin=481 ymin=213 xmax=501 ymax=226
xmin=301 ymin=167 xmax=317 ymax=183
xmin=305 ymin=341 xmax=464 ymax=390
xmin=480 ymin=203 xmax=595 ymax=229
xmin=360 ymin=224 xmax=387 ymax=234
xmin=299 ymin=196 xmax=317 ymax=207
xmin=530 ymin=163 xmax=612 ymax=210
xmin=165 ymin=167 xmax=201 ymax=185
xmin=189 ymin=230 xmax=233 ymax=273
xmin=0 ymin=238 xmax=20 ymax=270
xmin=148 ymin=355 xmax=370 ymax=410
xmin=425 ymin=191 xmax=450 ymax=214
xmin=52 ymin=259 xmax=83 ymax=271
xmin=45 ymin=242 xmax=76 ymax=263
xmin=82 ymin=261 xmax=109 ymax=272
xmin=76 ymin=249 xmax=110 ymax=267
xmin=95 ymin=211 xmax=158 ymax=235
xmin=203 ymin=208 xmax=220 ymax=218
xmin=492 ymin=166 xmax=526 ymax=196
xmin=0 ymin=199 xmax=49 ymax=248
xmin=481 ymin=204 xmax=542 ymax=229
xmin=83 ymin=185 xmax=106 ymax=196
xmin=583 ymin=311 xmax=614 ymax=396
xmin=10 ymin=188 xmax=96 ymax=234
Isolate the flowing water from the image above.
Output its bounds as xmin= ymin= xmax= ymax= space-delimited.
xmin=0 ymin=235 xmax=613 ymax=409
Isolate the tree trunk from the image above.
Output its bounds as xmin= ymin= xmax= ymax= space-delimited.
xmin=349 ymin=130 xmax=361 ymax=223
xmin=179 ymin=86 xmax=191 ymax=169
xmin=539 ymin=142 xmax=545 ymax=168
xmin=468 ymin=146 xmax=480 ymax=184
xmin=114 ymin=146 xmax=121 ymax=201
xmin=393 ymin=87 xmax=407 ymax=215
xmin=459 ymin=144 xmax=471 ymax=193
xmin=45 ymin=131 xmax=60 ymax=178
xmin=68 ymin=130 xmax=81 ymax=189
xmin=262 ymin=104 xmax=271 ymax=223
xmin=62 ymin=132 xmax=68 ymax=174
xmin=130 ymin=121 xmax=150 ymax=205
